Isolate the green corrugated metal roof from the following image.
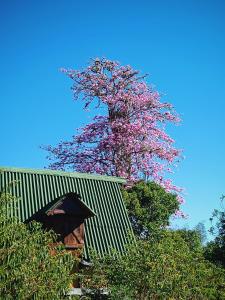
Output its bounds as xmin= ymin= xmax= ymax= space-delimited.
xmin=0 ymin=167 xmax=126 ymax=183
xmin=0 ymin=167 xmax=133 ymax=258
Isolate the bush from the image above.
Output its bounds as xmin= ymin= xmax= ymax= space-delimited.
xmin=81 ymin=231 xmax=225 ymax=299
xmin=0 ymin=186 xmax=76 ymax=299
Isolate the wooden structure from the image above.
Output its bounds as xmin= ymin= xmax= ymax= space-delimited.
xmin=34 ymin=192 xmax=95 ymax=249
xmin=0 ymin=167 xmax=133 ymax=258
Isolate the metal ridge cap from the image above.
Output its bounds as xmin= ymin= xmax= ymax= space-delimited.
xmin=0 ymin=166 xmax=126 ymax=183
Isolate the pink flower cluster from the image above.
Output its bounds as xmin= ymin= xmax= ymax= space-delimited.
xmin=46 ymin=58 xmax=184 ymax=206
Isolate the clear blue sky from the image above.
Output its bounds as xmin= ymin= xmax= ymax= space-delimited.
xmin=1 ymin=0 xmax=225 ymax=234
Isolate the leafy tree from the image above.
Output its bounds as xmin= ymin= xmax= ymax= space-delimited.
xmin=122 ymin=180 xmax=179 ymax=237
xmin=204 ymin=196 xmax=225 ymax=268
xmin=45 ymin=58 xmax=183 ymax=201
xmin=194 ymin=222 xmax=207 ymax=245
xmin=80 ymin=231 xmax=225 ymax=300
xmin=0 ymin=185 xmax=76 ymax=299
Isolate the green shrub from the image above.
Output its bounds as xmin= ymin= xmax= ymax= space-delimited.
xmin=0 ymin=187 xmax=76 ymax=299
xmin=81 ymin=231 xmax=225 ymax=299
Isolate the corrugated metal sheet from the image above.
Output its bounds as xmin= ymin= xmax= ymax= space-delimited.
xmin=0 ymin=167 xmax=133 ymax=258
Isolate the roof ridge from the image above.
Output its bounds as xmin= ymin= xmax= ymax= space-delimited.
xmin=0 ymin=166 xmax=126 ymax=183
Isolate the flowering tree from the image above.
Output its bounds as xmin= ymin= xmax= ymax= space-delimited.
xmin=45 ymin=58 xmax=183 ymax=203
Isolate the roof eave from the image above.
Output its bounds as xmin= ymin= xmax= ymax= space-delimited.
xmin=0 ymin=167 xmax=126 ymax=184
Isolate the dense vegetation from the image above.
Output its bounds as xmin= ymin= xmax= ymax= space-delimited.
xmin=0 ymin=184 xmax=76 ymax=299
xmin=204 ymin=196 xmax=225 ymax=268
xmin=81 ymin=231 xmax=225 ymax=299
xmin=80 ymin=182 xmax=225 ymax=300
xmin=122 ymin=181 xmax=179 ymax=237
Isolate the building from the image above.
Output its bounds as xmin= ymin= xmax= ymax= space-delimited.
xmin=0 ymin=167 xmax=133 ymax=259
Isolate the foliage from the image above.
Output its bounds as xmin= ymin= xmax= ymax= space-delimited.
xmin=81 ymin=231 xmax=225 ymax=300
xmin=194 ymin=222 xmax=207 ymax=245
xmin=122 ymin=180 xmax=179 ymax=236
xmin=204 ymin=196 xmax=225 ymax=268
xmin=175 ymin=228 xmax=203 ymax=252
xmin=0 ymin=186 xmax=76 ymax=300
xmin=44 ymin=58 xmax=183 ymax=201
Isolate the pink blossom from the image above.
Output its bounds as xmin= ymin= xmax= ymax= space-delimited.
xmin=44 ymin=58 xmax=184 ymax=210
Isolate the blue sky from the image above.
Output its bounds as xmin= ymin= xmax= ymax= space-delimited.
xmin=1 ymin=0 xmax=225 ymax=235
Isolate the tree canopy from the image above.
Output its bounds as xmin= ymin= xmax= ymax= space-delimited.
xmin=45 ymin=58 xmax=183 ymax=203
xmin=204 ymin=196 xmax=225 ymax=268
xmin=122 ymin=180 xmax=180 ymax=236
